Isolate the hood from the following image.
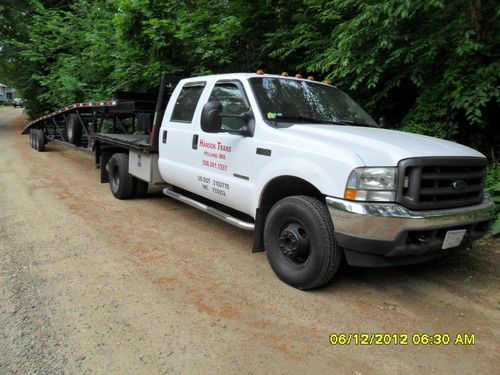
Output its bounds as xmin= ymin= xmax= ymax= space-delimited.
xmin=283 ymin=124 xmax=485 ymax=166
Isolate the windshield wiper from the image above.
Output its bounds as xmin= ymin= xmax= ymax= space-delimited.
xmin=273 ymin=116 xmax=347 ymax=125
xmin=336 ymin=119 xmax=379 ymax=127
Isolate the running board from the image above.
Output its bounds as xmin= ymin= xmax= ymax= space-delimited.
xmin=163 ymin=187 xmax=255 ymax=231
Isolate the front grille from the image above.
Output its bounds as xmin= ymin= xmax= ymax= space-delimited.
xmin=396 ymin=157 xmax=487 ymax=210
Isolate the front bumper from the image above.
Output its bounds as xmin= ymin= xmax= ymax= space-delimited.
xmin=326 ymin=195 xmax=495 ymax=267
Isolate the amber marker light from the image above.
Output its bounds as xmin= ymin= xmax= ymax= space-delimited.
xmin=323 ymin=79 xmax=333 ymax=85
xmin=344 ymin=188 xmax=357 ymax=200
xmin=281 ymin=72 xmax=289 ymax=77
xmin=295 ymin=73 xmax=303 ymax=79
xmin=307 ymin=76 xmax=315 ymax=81
xmin=256 ymin=69 xmax=265 ymax=75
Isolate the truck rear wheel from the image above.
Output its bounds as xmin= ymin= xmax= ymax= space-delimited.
xmin=108 ymin=153 xmax=134 ymax=199
xmin=66 ymin=114 xmax=82 ymax=145
xmin=264 ymin=195 xmax=341 ymax=289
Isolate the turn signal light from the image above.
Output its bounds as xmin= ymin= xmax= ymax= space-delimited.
xmin=344 ymin=188 xmax=357 ymax=200
xmin=256 ymin=69 xmax=265 ymax=75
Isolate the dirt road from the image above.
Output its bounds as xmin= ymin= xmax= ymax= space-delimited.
xmin=0 ymin=108 xmax=499 ymax=374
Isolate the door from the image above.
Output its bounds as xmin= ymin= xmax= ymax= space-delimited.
xmin=191 ymin=80 xmax=256 ymax=215
xmin=158 ymin=81 xmax=206 ymax=189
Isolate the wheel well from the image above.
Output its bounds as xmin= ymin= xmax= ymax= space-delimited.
xmin=259 ymin=176 xmax=325 ymax=209
xmin=252 ymin=176 xmax=325 ymax=253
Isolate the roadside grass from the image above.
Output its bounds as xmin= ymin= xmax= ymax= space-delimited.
xmin=0 ymin=105 xmax=14 ymax=112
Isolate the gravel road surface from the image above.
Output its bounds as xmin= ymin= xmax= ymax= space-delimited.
xmin=0 ymin=108 xmax=499 ymax=374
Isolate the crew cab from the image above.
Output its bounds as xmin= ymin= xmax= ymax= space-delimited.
xmin=25 ymin=73 xmax=496 ymax=289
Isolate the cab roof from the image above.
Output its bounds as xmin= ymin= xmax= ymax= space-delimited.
xmin=179 ymin=73 xmax=334 ymax=87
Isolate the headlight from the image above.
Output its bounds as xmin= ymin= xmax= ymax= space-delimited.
xmin=344 ymin=167 xmax=398 ymax=201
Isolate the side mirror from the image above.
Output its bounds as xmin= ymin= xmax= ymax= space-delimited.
xmin=201 ymin=101 xmax=222 ymax=133
xmin=239 ymin=111 xmax=255 ymax=137
xmin=379 ymin=117 xmax=387 ymax=128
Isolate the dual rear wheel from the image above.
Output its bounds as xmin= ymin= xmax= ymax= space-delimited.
xmin=108 ymin=153 xmax=148 ymax=199
xmin=30 ymin=129 xmax=45 ymax=151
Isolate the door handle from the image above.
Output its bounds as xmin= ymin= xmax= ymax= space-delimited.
xmin=162 ymin=130 xmax=168 ymax=143
xmin=192 ymin=134 xmax=199 ymax=149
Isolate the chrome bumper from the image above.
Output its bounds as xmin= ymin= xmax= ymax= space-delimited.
xmin=326 ymin=195 xmax=495 ymax=242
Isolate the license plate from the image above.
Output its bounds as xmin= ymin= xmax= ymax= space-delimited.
xmin=442 ymin=229 xmax=467 ymax=250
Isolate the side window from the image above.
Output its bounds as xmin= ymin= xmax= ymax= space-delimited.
xmin=208 ymin=83 xmax=250 ymax=131
xmin=170 ymin=84 xmax=205 ymax=123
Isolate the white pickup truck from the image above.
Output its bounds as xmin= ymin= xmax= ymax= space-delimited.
xmin=25 ymin=72 xmax=495 ymax=289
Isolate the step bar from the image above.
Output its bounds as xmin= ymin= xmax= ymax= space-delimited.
xmin=162 ymin=187 xmax=255 ymax=231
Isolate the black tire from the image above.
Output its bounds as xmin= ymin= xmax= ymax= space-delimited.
xmin=65 ymin=114 xmax=82 ymax=145
xmin=133 ymin=178 xmax=149 ymax=198
xmin=33 ymin=130 xmax=39 ymax=150
xmin=34 ymin=129 xmax=45 ymax=152
xmin=108 ymin=153 xmax=134 ymax=199
xmin=29 ymin=129 xmax=34 ymax=148
xmin=264 ymin=195 xmax=341 ymax=289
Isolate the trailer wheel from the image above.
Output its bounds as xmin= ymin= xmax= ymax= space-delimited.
xmin=264 ymin=195 xmax=341 ymax=290
xmin=34 ymin=129 xmax=46 ymax=152
xmin=108 ymin=153 xmax=134 ymax=199
xmin=66 ymin=114 xmax=82 ymax=145
xmin=29 ymin=129 xmax=34 ymax=148
xmin=133 ymin=178 xmax=149 ymax=198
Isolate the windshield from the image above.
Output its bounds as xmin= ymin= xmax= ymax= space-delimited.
xmin=249 ymin=77 xmax=378 ymax=127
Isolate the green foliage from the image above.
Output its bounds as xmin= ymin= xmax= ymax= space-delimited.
xmin=486 ymin=162 xmax=500 ymax=235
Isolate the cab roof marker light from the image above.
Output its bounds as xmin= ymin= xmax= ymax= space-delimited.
xmin=295 ymin=73 xmax=303 ymax=79
xmin=281 ymin=72 xmax=289 ymax=77
xmin=256 ymin=69 xmax=265 ymax=75
xmin=307 ymin=76 xmax=315 ymax=81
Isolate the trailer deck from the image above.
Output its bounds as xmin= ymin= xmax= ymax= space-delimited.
xmin=22 ymin=74 xmax=178 ymax=155
xmin=94 ymin=133 xmax=151 ymax=151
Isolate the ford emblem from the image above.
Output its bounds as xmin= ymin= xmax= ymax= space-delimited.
xmin=451 ymin=180 xmax=467 ymax=191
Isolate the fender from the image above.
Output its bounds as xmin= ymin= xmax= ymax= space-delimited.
xmin=251 ymin=155 xmax=359 ymax=214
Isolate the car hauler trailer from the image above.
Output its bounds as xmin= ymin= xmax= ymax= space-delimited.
xmin=22 ymin=72 xmax=495 ymax=289
xmin=23 ymin=75 xmax=177 ymax=196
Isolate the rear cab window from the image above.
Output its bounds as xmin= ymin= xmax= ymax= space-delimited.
xmin=170 ymin=82 xmax=206 ymax=123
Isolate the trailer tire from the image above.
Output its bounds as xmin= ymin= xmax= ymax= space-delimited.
xmin=34 ymin=129 xmax=45 ymax=152
xmin=30 ymin=129 xmax=34 ymax=148
xmin=133 ymin=178 xmax=149 ymax=198
xmin=108 ymin=153 xmax=134 ymax=199
xmin=264 ymin=195 xmax=341 ymax=290
xmin=66 ymin=114 xmax=82 ymax=145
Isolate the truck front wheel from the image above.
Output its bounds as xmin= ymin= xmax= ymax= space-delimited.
xmin=264 ymin=195 xmax=341 ymax=289
xmin=108 ymin=153 xmax=134 ymax=199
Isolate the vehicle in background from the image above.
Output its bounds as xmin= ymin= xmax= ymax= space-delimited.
xmin=13 ymin=98 xmax=24 ymax=107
